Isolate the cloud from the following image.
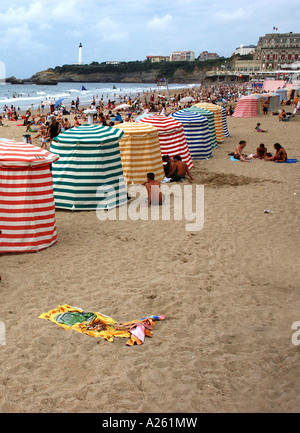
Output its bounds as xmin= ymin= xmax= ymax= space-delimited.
xmin=213 ymin=7 xmax=249 ymax=22
xmin=147 ymin=14 xmax=173 ymax=30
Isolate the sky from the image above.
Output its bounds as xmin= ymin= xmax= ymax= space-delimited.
xmin=0 ymin=0 xmax=299 ymax=78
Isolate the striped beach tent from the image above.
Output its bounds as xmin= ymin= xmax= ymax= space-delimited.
xmin=275 ymin=88 xmax=288 ymax=103
xmin=113 ymin=122 xmax=164 ymax=184
xmin=232 ymin=95 xmax=259 ymax=117
xmin=50 ymin=124 xmax=127 ymax=210
xmin=0 ymin=140 xmax=59 ymax=253
xmin=171 ymin=110 xmax=212 ymax=160
xmin=184 ymin=107 xmax=218 ymax=149
xmin=221 ymin=107 xmax=230 ymax=137
xmin=136 ymin=114 xmax=193 ymax=169
xmin=192 ymin=103 xmax=225 ymax=142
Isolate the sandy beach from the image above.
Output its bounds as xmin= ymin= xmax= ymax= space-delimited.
xmin=0 ymin=105 xmax=300 ymax=413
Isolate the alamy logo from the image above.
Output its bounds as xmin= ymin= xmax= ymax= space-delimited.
xmin=291 ymin=321 xmax=300 ymax=346
xmin=96 ymin=182 xmax=204 ymax=232
xmin=0 ymin=321 xmax=6 ymax=346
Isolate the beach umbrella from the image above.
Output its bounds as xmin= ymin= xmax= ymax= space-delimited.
xmin=54 ymin=98 xmax=64 ymax=108
xmin=171 ymin=110 xmax=212 ymax=160
xmin=184 ymin=107 xmax=218 ymax=149
xmin=114 ymin=104 xmax=132 ymax=111
xmin=134 ymin=112 xmax=153 ymax=121
xmin=50 ymin=124 xmax=127 ymax=210
xmin=180 ymin=96 xmax=194 ymax=103
xmin=137 ymin=114 xmax=193 ymax=169
xmin=113 ymin=122 xmax=164 ymax=184
xmin=0 ymin=140 xmax=59 ymax=253
xmin=192 ymin=103 xmax=225 ymax=143
xmin=42 ymin=100 xmax=54 ymax=106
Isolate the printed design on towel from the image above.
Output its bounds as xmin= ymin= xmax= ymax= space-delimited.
xmin=39 ymin=304 xmax=165 ymax=346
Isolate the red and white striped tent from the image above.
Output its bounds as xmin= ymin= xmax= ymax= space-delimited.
xmin=232 ymin=95 xmax=259 ymax=118
xmin=136 ymin=114 xmax=193 ymax=169
xmin=0 ymin=140 xmax=59 ymax=253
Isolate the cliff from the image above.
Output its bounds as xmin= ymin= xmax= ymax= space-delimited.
xmin=24 ymin=57 xmax=236 ymax=85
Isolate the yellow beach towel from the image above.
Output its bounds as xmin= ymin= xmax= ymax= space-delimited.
xmin=39 ymin=304 xmax=165 ymax=345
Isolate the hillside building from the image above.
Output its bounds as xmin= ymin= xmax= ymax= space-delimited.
xmin=170 ymin=51 xmax=195 ymax=61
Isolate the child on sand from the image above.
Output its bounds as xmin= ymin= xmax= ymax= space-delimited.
xmin=142 ymin=173 xmax=164 ymax=206
xmin=255 ymin=123 xmax=267 ymax=133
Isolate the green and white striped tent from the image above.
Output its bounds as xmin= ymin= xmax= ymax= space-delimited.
xmin=50 ymin=124 xmax=127 ymax=210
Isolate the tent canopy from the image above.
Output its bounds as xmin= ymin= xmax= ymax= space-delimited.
xmin=137 ymin=114 xmax=193 ymax=169
xmin=232 ymin=95 xmax=259 ymax=117
xmin=0 ymin=140 xmax=58 ymax=253
xmin=171 ymin=110 xmax=212 ymax=160
xmin=50 ymin=124 xmax=127 ymax=210
xmin=184 ymin=107 xmax=218 ymax=149
xmin=192 ymin=103 xmax=225 ymax=142
xmin=113 ymin=122 xmax=164 ymax=184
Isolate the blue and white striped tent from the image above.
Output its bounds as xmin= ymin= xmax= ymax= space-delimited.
xmin=183 ymin=107 xmax=218 ymax=149
xmin=171 ymin=110 xmax=212 ymax=159
xmin=221 ymin=107 xmax=230 ymax=137
xmin=50 ymin=124 xmax=127 ymax=210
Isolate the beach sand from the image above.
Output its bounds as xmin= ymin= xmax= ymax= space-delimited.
xmin=0 ymin=110 xmax=300 ymax=413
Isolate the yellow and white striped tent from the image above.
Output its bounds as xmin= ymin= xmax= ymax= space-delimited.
xmin=192 ymin=103 xmax=225 ymax=143
xmin=113 ymin=122 xmax=164 ymax=184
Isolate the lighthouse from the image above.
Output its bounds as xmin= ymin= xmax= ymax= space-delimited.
xmin=78 ymin=43 xmax=83 ymax=64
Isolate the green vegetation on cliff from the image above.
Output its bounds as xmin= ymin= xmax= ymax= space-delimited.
xmin=53 ymin=57 xmax=227 ymax=79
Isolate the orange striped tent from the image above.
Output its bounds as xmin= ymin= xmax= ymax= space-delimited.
xmin=0 ymin=140 xmax=59 ymax=253
xmin=113 ymin=122 xmax=164 ymax=184
xmin=137 ymin=114 xmax=193 ymax=169
xmin=192 ymin=103 xmax=225 ymax=142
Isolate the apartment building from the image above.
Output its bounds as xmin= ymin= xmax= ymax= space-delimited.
xmin=170 ymin=51 xmax=195 ymax=61
xmin=253 ymin=32 xmax=300 ymax=71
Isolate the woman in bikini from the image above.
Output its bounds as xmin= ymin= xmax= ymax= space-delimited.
xmin=265 ymin=143 xmax=287 ymax=162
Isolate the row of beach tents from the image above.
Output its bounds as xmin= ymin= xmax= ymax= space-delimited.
xmin=233 ymin=85 xmax=300 ymax=118
xmin=0 ymin=103 xmax=230 ymax=253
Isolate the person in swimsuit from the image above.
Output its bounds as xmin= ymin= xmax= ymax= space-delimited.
xmin=233 ymin=141 xmax=253 ymax=162
xmin=253 ymin=143 xmax=267 ymax=159
xmin=265 ymin=143 xmax=287 ymax=162
xmin=142 ymin=173 xmax=164 ymax=206
xmin=167 ymin=155 xmax=194 ymax=182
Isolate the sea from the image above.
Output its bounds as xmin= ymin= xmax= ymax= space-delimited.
xmin=0 ymin=82 xmax=199 ymax=113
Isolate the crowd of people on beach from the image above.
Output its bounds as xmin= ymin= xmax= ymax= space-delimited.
xmin=1 ymin=82 xmax=297 ymax=175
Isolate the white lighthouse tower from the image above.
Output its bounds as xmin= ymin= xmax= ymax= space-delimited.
xmin=78 ymin=43 xmax=83 ymax=64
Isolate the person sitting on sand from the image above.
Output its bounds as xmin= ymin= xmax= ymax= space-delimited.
xmin=265 ymin=143 xmax=287 ymax=162
xmin=63 ymin=118 xmax=71 ymax=130
xmin=278 ymin=109 xmax=288 ymax=121
xmin=253 ymin=143 xmax=267 ymax=159
xmin=167 ymin=155 xmax=194 ymax=182
xmin=162 ymin=155 xmax=174 ymax=178
xmin=73 ymin=116 xmax=80 ymax=127
xmin=233 ymin=140 xmax=253 ymax=162
xmin=255 ymin=123 xmax=267 ymax=133
xmin=142 ymin=172 xmax=164 ymax=206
